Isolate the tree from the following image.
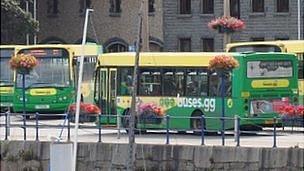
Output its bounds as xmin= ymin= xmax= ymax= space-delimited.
xmin=1 ymin=0 xmax=38 ymax=44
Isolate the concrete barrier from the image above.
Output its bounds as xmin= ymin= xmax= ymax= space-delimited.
xmin=0 ymin=141 xmax=303 ymax=171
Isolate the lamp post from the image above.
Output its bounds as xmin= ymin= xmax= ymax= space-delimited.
xmin=22 ymin=72 xmax=26 ymax=140
xmin=223 ymin=0 xmax=231 ymax=50
xmin=72 ymin=8 xmax=94 ymax=171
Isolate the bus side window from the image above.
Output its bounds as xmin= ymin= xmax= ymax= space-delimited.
xmin=163 ymin=69 xmax=176 ymax=96
xmin=209 ymin=73 xmax=220 ymax=97
xmin=118 ymin=68 xmax=132 ymax=96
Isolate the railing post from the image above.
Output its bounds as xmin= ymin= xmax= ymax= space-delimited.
xmin=221 ymin=117 xmax=225 ymax=146
xmin=35 ymin=112 xmax=39 ymax=141
xmin=201 ymin=115 xmax=205 ymax=145
xmin=236 ymin=116 xmax=240 ymax=147
xmin=166 ymin=115 xmax=170 ymax=145
xmin=273 ymin=117 xmax=277 ymax=148
xmin=98 ymin=114 xmax=101 ymax=142
xmin=67 ymin=113 xmax=71 ymax=141
xmin=5 ymin=111 xmax=8 ymax=140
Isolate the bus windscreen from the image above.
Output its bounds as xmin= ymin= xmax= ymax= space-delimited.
xmin=229 ymin=45 xmax=282 ymax=52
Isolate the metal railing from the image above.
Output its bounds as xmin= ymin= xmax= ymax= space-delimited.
xmin=1 ymin=111 xmax=303 ymax=148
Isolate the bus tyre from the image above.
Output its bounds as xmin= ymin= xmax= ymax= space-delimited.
xmin=191 ymin=110 xmax=205 ymax=135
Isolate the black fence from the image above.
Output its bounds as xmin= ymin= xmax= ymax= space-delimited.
xmin=1 ymin=112 xmax=303 ymax=148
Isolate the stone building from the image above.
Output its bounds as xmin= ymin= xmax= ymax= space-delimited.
xmin=36 ymin=0 xmax=164 ymax=52
xmin=27 ymin=0 xmax=304 ymax=52
xmin=163 ymin=0 xmax=304 ymax=52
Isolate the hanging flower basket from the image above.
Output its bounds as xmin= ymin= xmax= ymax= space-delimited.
xmin=208 ymin=16 xmax=245 ymax=33
xmin=137 ymin=103 xmax=165 ymax=124
xmin=208 ymin=55 xmax=239 ymax=74
xmin=9 ymin=54 xmax=38 ymax=74
xmin=277 ymin=104 xmax=304 ymax=127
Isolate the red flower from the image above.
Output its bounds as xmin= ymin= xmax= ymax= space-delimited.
xmin=277 ymin=104 xmax=304 ymax=117
xmin=9 ymin=54 xmax=38 ymax=70
xmin=208 ymin=55 xmax=239 ymax=70
xmin=68 ymin=103 xmax=101 ymax=115
xmin=208 ymin=16 xmax=245 ymax=32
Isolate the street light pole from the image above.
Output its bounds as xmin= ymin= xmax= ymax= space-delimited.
xmin=141 ymin=0 xmax=149 ymax=52
xmin=33 ymin=0 xmax=37 ymax=44
xmin=223 ymin=0 xmax=231 ymax=50
xmin=127 ymin=1 xmax=144 ymax=170
xmin=72 ymin=8 xmax=94 ymax=171
xmin=26 ymin=0 xmax=29 ymax=45
xmin=298 ymin=0 xmax=301 ymax=40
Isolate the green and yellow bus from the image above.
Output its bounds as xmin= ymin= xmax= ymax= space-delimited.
xmin=0 ymin=45 xmax=25 ymax=112
xmin=226 ymin=40 xmax=304 ymax=105
xmin=12 ymin=44 xmax=102 ymax=114
xmin=94 ymin=52 xmax=298 ymax=131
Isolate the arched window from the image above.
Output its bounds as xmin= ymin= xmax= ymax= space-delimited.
xmin=104 ymin=37 xmax=128 ymax=53
xmin=149 ymin=37 xmax=164 ymax=52
xmin=39 ymin=36 xmax=66 ymax=44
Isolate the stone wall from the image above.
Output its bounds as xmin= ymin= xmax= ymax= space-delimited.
xmin=1 ymin=141 xmax=303 ymax=171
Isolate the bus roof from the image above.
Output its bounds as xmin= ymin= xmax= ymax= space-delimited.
xmin=226 ymin=40 xmax=304 ymax=53
xmin=97 ymin=52 xmax=295 ymax=67
xmin=0 ymin=45 xmax=25 ymax=49
xmin=15 ymin=44 xmax=103 ymax=56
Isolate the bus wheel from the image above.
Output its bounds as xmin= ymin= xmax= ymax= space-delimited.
xmin=190 ymin=110 xmax=205 ymax=135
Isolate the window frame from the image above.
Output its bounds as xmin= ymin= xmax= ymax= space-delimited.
xmin=200 ymin=0 xmax=214 ymax=14
xmin=201 ymin=38 xmax=214 ymax=52
xmin=276 ymin=0 xmax=289 ymax=13
xmin=179 ymin=0 xmax=192 ymax=15
xmin=109 ymin=0 xmax=122 ymax=15
xmin=178 ymin=37 xmax=192 ymax=52
xmin=251 ymin=0 xmax=264 ymax=13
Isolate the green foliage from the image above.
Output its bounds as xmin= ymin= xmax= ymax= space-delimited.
xmin=1 ymin=0 xmax=39 ymax=44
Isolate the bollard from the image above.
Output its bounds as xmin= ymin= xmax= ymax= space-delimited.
xmin=236 ymin=116 xmax=240 ymax=147
xmin=201 ymin=115 xmax=205 ymax=145
xmin=67 ymin=113 xmax=71 ymax=141
xmin=35 ymin=112 xmax=39 ymax=141
xmin=5 ymin=111 xmax=8 ymax=140
xmin=98 ymin=115 xmax=101 ymax=142
xmin=273 ymin=117 xmax=277 ymax=148
xmin=166 ymin=115 xmax=170 ymax=145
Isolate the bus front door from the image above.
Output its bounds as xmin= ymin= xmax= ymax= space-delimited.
xmin=108 ymin=68 xmax=117 ymax=124
xmin=96 ymin=68 xmax=117 ymax=125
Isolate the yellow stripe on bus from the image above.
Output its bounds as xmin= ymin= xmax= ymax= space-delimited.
xmin=30 ymin=88 xmax=57 ymax=96
xmin=251 ymin=79 xmax=289 ymax=88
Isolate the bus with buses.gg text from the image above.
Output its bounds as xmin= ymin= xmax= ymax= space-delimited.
xmin=94 ymin=52 xmax=298 ymax=131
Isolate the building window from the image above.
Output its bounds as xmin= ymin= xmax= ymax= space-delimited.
xmin=201 ymin=38 xmax=214 ymax=52
xmin=79 ymin=0 xmax=92 ymax=14
xmin=180 ymin=0 xmax=191 ymax=14
xmin=149 ymin=0 xmax=155 ymax=13
xmin=201 ymin=0 xmax=213 ymax=14
xmin=47 ymin=0 xmax=59 ymax=15
xmin=252 ymin=0 xmax=264 ymax=12
xmin=179 ymin=38 xmax=191 ymax=52
xmin=230 ymin=0 xmax=240 ymax=18
xmin=110 ymin=0 xmax=121 ymax=13
xmin=277 ymin=0 xmax=289 ymax=13
xmin=275 ymin=37 xmax=289 ymax=40
xmin=106 ymin=43 xmax=127 ymax=52
xmin=251 ymin=37 xmax=264 ymax=41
